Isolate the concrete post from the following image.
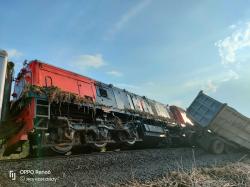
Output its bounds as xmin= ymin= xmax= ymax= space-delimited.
xmin=0 ymin=50 xmax=8 ymax=121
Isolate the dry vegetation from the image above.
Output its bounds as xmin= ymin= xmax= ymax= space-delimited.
xmin=0 ymin=148 xmax=248 ymax=187
xmin=127 ymin=161 xmax=250 ymax=187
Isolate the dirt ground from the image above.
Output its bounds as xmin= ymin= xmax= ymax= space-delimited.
xmin=0 ymin=148 xmax=248 ymax=187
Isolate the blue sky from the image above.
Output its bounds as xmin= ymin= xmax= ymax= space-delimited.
xmin=1 ymin=0 xmax=250 ymax=116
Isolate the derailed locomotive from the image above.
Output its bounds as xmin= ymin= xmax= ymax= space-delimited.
xmin=0 ymin=50 xmax=192 ymax=157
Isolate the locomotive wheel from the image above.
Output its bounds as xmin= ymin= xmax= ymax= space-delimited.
xmin=93 ymin=142 xmax=107 ymax=148
xmin=210 ymin=139 xmax=225 ymax=154
xmin=51 ymin=144 xmax=73 ymax=154
xmin=125 ymin=138 xmax=136 ymax=146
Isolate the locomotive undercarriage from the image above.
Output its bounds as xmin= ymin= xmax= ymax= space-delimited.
xmin=30 ymin=99 xmax=149 ymax=154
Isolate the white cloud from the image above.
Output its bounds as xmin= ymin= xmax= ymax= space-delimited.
xmin=106 ymin=70 xmax=123 ymax=77
xmin=205 ymin=80 xmax=217 ymax=93
xmin=73 ymin=54 xmax=105 ymax=69
xmin=215 ymin=21 xmax=250 ymax=64
xmin=205 ymin=21 xmax=250 ymax=92
xmin=229 ymin=24 xmax=237 ymax=29
xmin=105 ymin=0 xmax=152 ymax=39
xmin=184 ymin=79 xmax=218 ymax=93
xmin=184 ymin=69 xmax=239 ymax=93
xmin=221 ymin=69 xmax=239 ymax=82
xmin=7 ymin=49 xmax=23 ymax=59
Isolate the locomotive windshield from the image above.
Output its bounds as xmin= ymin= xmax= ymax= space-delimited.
xmin=13 ymin=78 xmax=25 ymax=100
xmin=12 ymin=65 xmax=31 ymax=101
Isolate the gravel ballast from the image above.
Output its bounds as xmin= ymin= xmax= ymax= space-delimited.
xmin=0 ymin=147 xmax=247 ymax=187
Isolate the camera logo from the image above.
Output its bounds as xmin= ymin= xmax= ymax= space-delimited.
xmin=9 ymin=170 xmax=16 ymax=181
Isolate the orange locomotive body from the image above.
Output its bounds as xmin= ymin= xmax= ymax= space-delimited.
xmin=8 ymin=60 xmax=99 ymax=153
xmin=2 ymin=58 xmax=190 ymax=156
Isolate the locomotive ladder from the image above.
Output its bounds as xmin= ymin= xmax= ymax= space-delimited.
xmin=35 ymin=100 xmax=51 ymax=130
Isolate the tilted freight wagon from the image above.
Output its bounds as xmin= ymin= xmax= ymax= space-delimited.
xmin=187 ymin=91 xmax=250 ymax=154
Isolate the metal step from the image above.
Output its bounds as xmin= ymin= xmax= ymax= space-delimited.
xmin=36 ymin=101 xmax=50 ymax=119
